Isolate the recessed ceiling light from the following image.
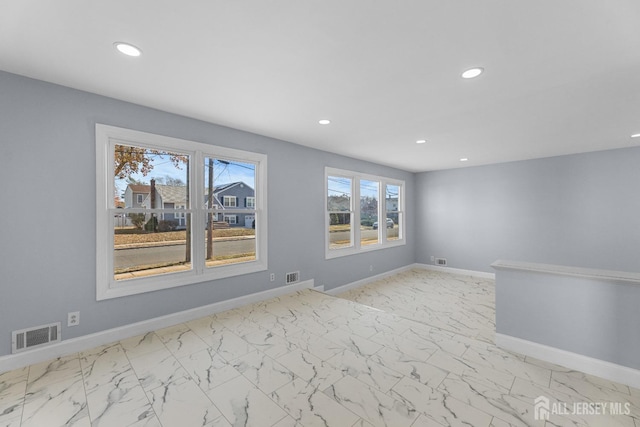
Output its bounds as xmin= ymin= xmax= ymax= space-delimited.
xmin=461 ymin=67 xmax=484 ymax=79
xmin=416 ymin=139 xmax=427 ymax=144
xmin=114 ymin=42 xmax=142 ymax=57
xmin=460 ymin=158 xmax=469 ymax=162
xmin=318 ymin=119 xmax=331 ymax=125
xmin=631 ymin=133 xmax=640 ymax=138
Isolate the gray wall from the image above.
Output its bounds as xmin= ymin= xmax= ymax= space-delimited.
xmin=496 ymin=269 xmax=640 ymax=370
xmin=416 ymin=148 xmax=640 ymax=273
xmin=0 ymin=71 xmax=415 ymax=358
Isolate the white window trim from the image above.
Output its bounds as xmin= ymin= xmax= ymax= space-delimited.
xmin=136 ymin=194 xmax=144 ymax=204
xmin=175 ymin=204 xmax=186 ymax=219
xmin=223 ymin=196 xmax=237 ymax=208
xmin=96 ymin=124 xmax=268 ymax=301
xmin=246 ymin=197 xmax=256 ymax=208
xmin=325 ymin=167 xmax=405 ymax=259
xmin=224 ymin=215 xmax=237 ymax=224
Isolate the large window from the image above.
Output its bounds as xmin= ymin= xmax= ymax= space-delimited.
xmin=96 ymin=124 xmax=267 ymax=300
xmin=325 ymin=167 xmax=404 ymax=258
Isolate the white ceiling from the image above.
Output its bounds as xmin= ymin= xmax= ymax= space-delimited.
xmin=2 ymin=1 xmax=640 ymax=172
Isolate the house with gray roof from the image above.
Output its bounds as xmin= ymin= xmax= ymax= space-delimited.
xmin=124 ymin=180 xmax=255 ymax=228
xmin=207 ymin=181 xmax=255 ymax=228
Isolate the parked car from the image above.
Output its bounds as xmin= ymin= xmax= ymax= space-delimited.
xmin=372 ymin=218 xmax=394 ymax=229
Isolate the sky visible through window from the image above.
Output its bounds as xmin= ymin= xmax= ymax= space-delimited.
xmin=327 ymin=176 xmax=381 ymax=201
xmin=115 ymin=150 xmax=256 ymax=200
xmin=327 ymin=176 xmax=351 ymax=199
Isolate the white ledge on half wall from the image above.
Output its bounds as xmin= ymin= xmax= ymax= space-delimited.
xmin=491 ymin=259 xmax=640 ymax=285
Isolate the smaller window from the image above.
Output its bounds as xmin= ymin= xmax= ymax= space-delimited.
xmin=175 ymin=204 xmax=186 ymax=219
xmin=325 ymin=167 xmax=405 ymax=259
xmin=327 ymin=175 xmax=353 ymax=250
xmin=136 ymin=194 xmax=144 ymax=204
xmin=246 ymin=197 xmax=256 ymax=208
xmin=360 ymin=179 xmax=379 ymax=247
xmin=225 ymin=215 xmax=237 ymax=225
xmin=385 ymin=184 xmax=401 ymax=242
xmin=223 ymin=196 xmax=237 ymax=207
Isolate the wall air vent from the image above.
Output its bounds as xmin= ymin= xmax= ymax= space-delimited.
xmin=286 ymin=271 xmax=300 ymax=285
xmin=12 ymin=322 xmax=61 ymax=354
xmin=435 ymin=258 xmax=448 ymax=266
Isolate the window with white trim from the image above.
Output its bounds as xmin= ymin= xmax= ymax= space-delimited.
xmin=175 ymin=204 xmax=186 ymax=219
xmin=223 ymin=196 xmax=237 ymax=207
xmin=246 ymin=197 xmax=256 ymax=208
xmin=325 ymin=167 xmax=404 ymax=258
xmin=96 ymin=124 xmax=267 ymax=300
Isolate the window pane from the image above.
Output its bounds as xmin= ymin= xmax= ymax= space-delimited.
xmin=360 ymin=179 xmax=379 ymax=246
xmin=327 ymin=176 xmax=352 ymax=211
xmin=204 ymin=157 xmax=257 ymax=267
xmin=205 ymin=158 xmax=256 ymax=210
xmin=113 ymin=144 xmax=191 ymax=281
xmin=386 ymin=212 xmax=401 ymax=241
xmin=386 ymin=184 xmax=400 ymax=213
xmin=328 ymin=176 xmax=353 ymax=249
xmin=204 ymin=215 xmax=256 ymax=267
xmin=385 ymin=184 xmax=400 ymax=241
xmin=115 ymin=144 xmax=189 ymax=210
xmin=205 ymin=157 xmax=256 ymax=204
xmin=114 ymin=213 xmax=192 ymax=280
xmin=329 ymin=213 xmax=352 ymax=249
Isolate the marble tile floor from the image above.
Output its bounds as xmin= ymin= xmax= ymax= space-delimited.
xmin=1 ymin=269 xmax=638 ymax=427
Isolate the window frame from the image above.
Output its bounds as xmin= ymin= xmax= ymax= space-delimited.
xmin=174 ymin=204 xmax=186 ymax=220
xmin=325 ymin=167 xmax=405 ymax=259
xmin=96 ymin=124 xmax=268 ymax=301
xmin=223 ymin=195 xmax=237 ymax=208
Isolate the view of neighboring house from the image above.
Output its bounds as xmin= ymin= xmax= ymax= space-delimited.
xmin=123 ymin=180 xmax=255 ymax=228
xmin=207 ymin=181 xmax=255 ymax=228
xmin=123 ymin=184 xmax=151 ymax=209
xmin=141 ymin=181 xmax=188 ymax=228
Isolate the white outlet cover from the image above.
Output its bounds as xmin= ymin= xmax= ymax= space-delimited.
xmin=68 ymin=312 xmax=80 ymax=327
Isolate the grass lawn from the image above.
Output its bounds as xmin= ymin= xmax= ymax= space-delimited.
xmin=114 ymin=227 xmax=254 ymax=245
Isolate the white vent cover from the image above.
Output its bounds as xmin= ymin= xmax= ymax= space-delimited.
xmin=12 ymin=322 xmax=61 ymax=354
xmin=435 ymin=258 xmax=447 ymax=266
xmin=286 ymin=271 xmax=300 ymax=284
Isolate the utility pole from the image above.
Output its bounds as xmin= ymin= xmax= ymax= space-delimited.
xmin=185 ymin=162 xmax=191 ymax=263
xmin=207 ymin=158 xmax=214 ymax=259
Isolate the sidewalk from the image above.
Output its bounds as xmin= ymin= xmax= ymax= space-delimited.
xmin=114 ymin=235 xmax=255 ymax=250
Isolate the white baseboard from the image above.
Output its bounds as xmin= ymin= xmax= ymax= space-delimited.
xmin=0 ymin=280 xmax=314 ymax=373
xmin=416 ymin=263 xmax=496 ymax=280
xmin=325 ymin=264 xmax=417 ymax=295
xmin=496 ymin=333 xmax=640 ymax=390
xmin=325 ymin=263 xmax=494 ymax=296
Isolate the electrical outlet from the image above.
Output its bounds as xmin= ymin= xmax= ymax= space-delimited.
xmin=369 ymin=265 xmax=373 ymax=272
xmin=270 ymin=273 xmax=275 ymax=282
xmin=430 ymin=256 xmax=435 ymax=262
xmin=67 ymin=311 xmax=80 ymax=327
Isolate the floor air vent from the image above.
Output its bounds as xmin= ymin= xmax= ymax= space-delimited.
xmin=12 ymin=322 xmax=61 ymax=354
xmin=286 ymin=271 xmax=300 ymax=284
xmin=435 ymin=258 xmax=448 ymax=266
